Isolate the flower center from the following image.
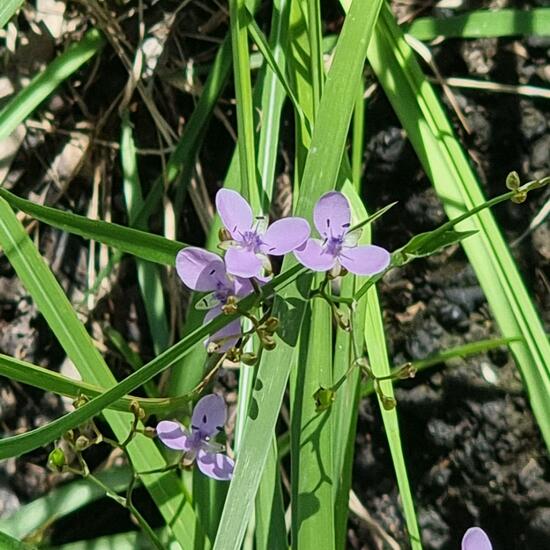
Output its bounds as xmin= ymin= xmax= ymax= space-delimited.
xmin=325 ymin=235 xmax=344 ymax=256
xmin=214 ymin=282 xmax=231 ymax=304
xmin=240 ymin=230 xmax=263 ymax=252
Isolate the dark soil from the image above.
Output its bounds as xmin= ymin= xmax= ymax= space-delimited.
xmin=0 ymin=0 xmax=549 ymax=549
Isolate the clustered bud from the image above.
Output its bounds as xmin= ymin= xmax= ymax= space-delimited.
xmin=314 ymin=387 xmax=336 ymax=412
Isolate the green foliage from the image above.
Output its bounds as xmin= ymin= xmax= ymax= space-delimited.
xmin=0 ymin=0 xmax=25 ymax=29
xmin=0 ymin=2 xmax=548 ymax=549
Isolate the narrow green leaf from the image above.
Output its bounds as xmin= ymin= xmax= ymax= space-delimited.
xmin=368 ymin=4 xmax=550 ymax=449
xmin=0 ymin=197 xmax=203 ymax=546
xmin=0 ymin=0 xmax=25 ymax=29
xmin=121 ymin=111 xmax=170 ymax=355
xmin=405 ymin=8 xmax=550 ymax=40
xmin=361 ymin=336 xmax=523 ymax=397
xmin=400 ymin=229 xmax=478 ymax=258
xmin=290 ymin=294 xmax=334 ymax=549
xmin=0 ymin=351 xmax=193 ymax=415
xmin=229 ymin=0 xmax=259 ymax=209
xmin=0 ymin=30 xmax=105 ymax=140
xmin=0 ymin=467 xmax=131 ymax=539
xmin=0 ymin=531 xmax=36 ymax=550
xmin=0 ymin=187 xmax=183 ymax=265
xmin=213 ymin=0 xmax=384 ymax=547
xmin=363 ymin=287 xmax=422 ymax=549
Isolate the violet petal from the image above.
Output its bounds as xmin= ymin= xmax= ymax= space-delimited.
xmin=338 ymin=244 xmax=390 ymax=276
xmin=204 ymin=307 xmax=241 ymax=353
xmin=261 ymin=217 xmax=310 ymax=255
xmin=461 ymin=528 xmax=492 ymax=550
xmin=176 ymin=247 xmax=227 ymax=292
xmin=294 ymin=238 xmax=336 ymax=272
xmin=191 ymin=394 xmax=228 ymax=437
xmin=233 ymin=276 xmax=255 ymax=297
xmin=196 ymin=449 xmax=235 ymax=481
xmin=156 ymin=421 xmax=193 ymax=451
xmin=313 ymin=191 xmax=351 ymax=239
xmin=216 ymin=189 xmax=253 ymax=239
xmin=224 ymin=247 xmax=263 ymax=278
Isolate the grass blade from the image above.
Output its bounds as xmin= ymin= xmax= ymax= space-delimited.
xmin=368 ymin=4 xmax=550 ymax=449
xmin=0 ymin=0 xmax=24 ymax=29
xmin=213 ymin=0 xmax=384 ymax=547
xmin=0 ymin=30 xmax=105 ymax=140
xmin=0 ymin=352 xmax=193 ymax=415
xmin=290 ymin=294 xmax=334 ymax=549
xmin=406 ymin=8 xmax=550 ymax=40
xmin=0 ymin=200 xmax=203 ymax=545
xmin=0 ymin=187 xmax=184 ymax=265
xmin=0 ymin=467 xmax=131 ymax=539
xmin=120 ymin=112 xmax=170 ymax=354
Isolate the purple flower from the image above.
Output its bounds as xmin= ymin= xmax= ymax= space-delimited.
xmin=462 ymin=527 xmax=492 ymax=550
xmin=156 ymin=394 xmax=234 ymax=481
xmin=294 ymin=191 xmax=390 ymax=276
xmin=176 ymin=247 xmax=253 ymax=352
xmin=216 ymin=188 xmax=310 ymax=278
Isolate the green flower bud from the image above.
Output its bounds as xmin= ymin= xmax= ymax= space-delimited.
xmin=381 ymin=395 xmax=396 ymax=410
xmin=314 ymin=387 xmax=335 ymax=412
xmin=240 ymin=352 xmax=258 ymax=366
xmin=505 ymin=171 xmax=520 ymax=190
xmin=262 ymin=334 xmax=276 ymax=351
xmin=48 ymin=448 xmax=66 ymax=472
xmin=511 ymin=191 xmax=527 ymax=204
xmin=130 ymin=400 xmax=146 ymax=420
xmin=397 ymin=363 xmax=416 ymax=380
xmin=263 ymin=316 xmax=279 ymax=334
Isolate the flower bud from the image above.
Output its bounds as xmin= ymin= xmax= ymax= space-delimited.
xmin=222 ymin=296 xmax=238 ymax=315
xmin=505 ymin=171 xmax=520 ymax=190
xmin=240 ymin=352 xmax=258 ymax=366
xmin=226 ymin=347 xmax=241 ymax=362
xmin=75 ymin=435 xmax=92 ymax=451
xmin=396 ymin=363 xmax=416 ymax=380
xmin=48 ymin=448 xmax=66 ymax=472
xmin=263 ymin=316 xmax=279 ymax=334
xmin=130 ymin=400 xmax=146 ymax=420
xmin=262 ymin=334 xmax=276 ymax=351
xmin=381 ymin=395 xmax=396 ymax=410
xmin=511 ymin=191 xmax=527 ymax=204
xmin=73 ymin=394 xmax=89 ymax=409
xmin=218 ymin=228 xmax=232 ymax=243
xmin=314 ymin=387 xmax=335 ymax=412
xmin=336 ymin=310 xmax=350 ymax=331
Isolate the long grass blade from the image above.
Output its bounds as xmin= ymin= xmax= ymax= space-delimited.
xmin=213 ymin=1 xmax=384 ymax=547
xmin=368 ymin=4 xmax=550 ymax=449
xmin=0 ymin=30 xmax=105 ymax=140
xmin=0 ymin=467 xmax=131 ymax=539
xmin=406 ymin=8 xmax=550 ymax=40
xmin=0 ymin=187 xmax=183 ymax=265
xmin=121 ymin=112 xmax=170 ymax=354
xmin=0 ymin=200 xmax=203 ymax=545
